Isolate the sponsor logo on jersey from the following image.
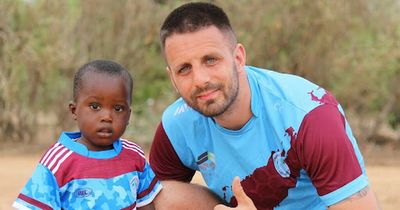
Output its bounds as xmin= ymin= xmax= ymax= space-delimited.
xmin=196 ymin=151 xmax=216 ymax=171
xmin=74 ymin=188 xmax=93 ymax=198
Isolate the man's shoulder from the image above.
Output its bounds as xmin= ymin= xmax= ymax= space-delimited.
xmin=246 ymin=65 xmax=318 ymax=91
xmin=246 ymin=66 xmax=329 ymax=114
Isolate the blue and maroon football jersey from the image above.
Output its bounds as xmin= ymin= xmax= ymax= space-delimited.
xmin=150 ymin=66 xmax=368 ymax=210
xmin=14 ymin=132 xmax=161 ymax=209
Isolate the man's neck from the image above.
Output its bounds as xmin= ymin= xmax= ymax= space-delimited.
xmin=214 ymin=70 xmax=252 ymax=130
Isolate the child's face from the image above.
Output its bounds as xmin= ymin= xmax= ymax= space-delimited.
xmin=69 ymin=71 xmax=131 ymax=151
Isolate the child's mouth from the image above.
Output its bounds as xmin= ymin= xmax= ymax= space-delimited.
xmin=97 ymin=128 xmax=113 ymax=138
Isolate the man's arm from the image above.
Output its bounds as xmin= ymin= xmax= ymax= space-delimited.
xmin=154 ymin=180 xmax=222 ymax=210
xmin=138 ymin=203 xmax=155 ymax=210
xmin=149 ymin=122 xmax=195 ymax=182
xmin=328 ymin=186 xmax=381 ymax=210
xmin=296 ymin=102 xmax=380 ymax=209
xmin=149 ymin=122 xmax=223 ymax=209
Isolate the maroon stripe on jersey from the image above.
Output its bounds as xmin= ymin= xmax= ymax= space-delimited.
xmin=149 ymin=122 xmax=195 ymax=182
xmin=121 ymin=201 xmax=136 ymax=210
xmin=137 ymin=178 xmax=159 ymax=199
xmin=296 ymin=104 xmax=362 ymax=196
xmin=55 ymin=149 xmax=145 ymax=187
xmin=18 ymin=194 xmax=53 ymax=210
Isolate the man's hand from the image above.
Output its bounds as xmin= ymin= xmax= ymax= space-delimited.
xmin=214 ymin=177 xmax=256 ymax=210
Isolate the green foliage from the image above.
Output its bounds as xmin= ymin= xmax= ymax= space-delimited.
xmin=217 ymin=0 xmax=400 ymax=141
xmin=1 ymin=0 xmax=399 ymax=145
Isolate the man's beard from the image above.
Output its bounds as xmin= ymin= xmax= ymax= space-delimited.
xmin=185 ymin=65 xmax=239 ymax=117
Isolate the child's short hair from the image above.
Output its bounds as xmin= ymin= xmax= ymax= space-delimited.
xmin=72 ymin=60 xmax=133 ymax=103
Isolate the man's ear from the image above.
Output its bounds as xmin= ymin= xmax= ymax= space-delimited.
xmin=166 ymin=66 xmax=179 ymax=93
xmin=69 ymin=101 xmax=77 ymax=120
xmin=234 ymin=43 xmax=246 ymax=72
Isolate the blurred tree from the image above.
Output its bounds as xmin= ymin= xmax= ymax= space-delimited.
xmin=0 ymin=0 xmax=399 ymax=146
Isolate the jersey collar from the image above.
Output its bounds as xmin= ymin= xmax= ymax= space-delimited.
xmin=59 ymin=132 xmax=122 ymax=159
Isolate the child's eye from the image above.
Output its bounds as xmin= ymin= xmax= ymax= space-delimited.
xmin=114 ymin=105 xmax=124 ymax=112
xmin=89 ymin=103 xmax=101 ymax=110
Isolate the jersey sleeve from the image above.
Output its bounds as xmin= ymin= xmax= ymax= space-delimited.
xmin=136 ymin=161 xmax=162 ymax=208
xmin=13 ymin=164 xmax=61 ymax=210
xmin=149 ymin=122 xmax=196 ymax=182
xmin=296 ymin=104 xmax=369 ymax=206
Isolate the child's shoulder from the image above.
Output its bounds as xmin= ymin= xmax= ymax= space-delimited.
xmin=38 ymin=142 xmax=67 ymax=166
xmin=120 ymin=139 xmax=146 ymax=159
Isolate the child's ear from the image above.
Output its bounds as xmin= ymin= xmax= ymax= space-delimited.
xmin=69 ymin=101 xmax=77 ymax=120
xmin=126 ymin=108 xmax=131 ymax=126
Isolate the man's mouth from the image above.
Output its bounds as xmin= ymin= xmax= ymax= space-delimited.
xmin=196 ymin=89 xmax=219 ymax=101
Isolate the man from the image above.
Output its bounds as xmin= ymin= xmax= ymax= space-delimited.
xmin=150 ymin=2 xmax=380 ymax=210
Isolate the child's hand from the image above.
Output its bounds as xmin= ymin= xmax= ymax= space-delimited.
xmin=214 ymin=176 xmax=256 ymax=210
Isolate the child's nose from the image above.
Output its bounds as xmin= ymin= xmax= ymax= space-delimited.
xmin=100 ymin=109 xmax=112 ymax=122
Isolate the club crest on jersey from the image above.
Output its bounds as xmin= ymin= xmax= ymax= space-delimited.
xmin=196 ymin=151 xmax=216 ymax=171
xmin=74 ymin=188 xmax=93 ymax=198
xmin=273 ymin=150 xmax=290 ymax=178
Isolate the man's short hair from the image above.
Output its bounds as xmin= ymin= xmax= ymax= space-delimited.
xmin=160 ymin=2 xmax=236 ymax=52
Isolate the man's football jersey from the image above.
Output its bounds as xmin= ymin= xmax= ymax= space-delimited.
xmin=151 ymin=66 xmax=368 ymax=209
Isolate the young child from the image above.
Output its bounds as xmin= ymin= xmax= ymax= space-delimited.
xmin=13 ymin=60 xmax=161 ymax=209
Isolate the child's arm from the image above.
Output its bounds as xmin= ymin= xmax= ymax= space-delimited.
xmin=13 ymin=163 xmax=61 ymax=209
xmin=136 ymin=161 xmax=162 ymax=209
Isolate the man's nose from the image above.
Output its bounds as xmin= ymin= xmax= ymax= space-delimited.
xmin=192 ymin=66 xmax=211 ymax=87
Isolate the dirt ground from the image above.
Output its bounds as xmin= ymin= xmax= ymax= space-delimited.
xmin=1 ymin=149 xmax=399 ymax=210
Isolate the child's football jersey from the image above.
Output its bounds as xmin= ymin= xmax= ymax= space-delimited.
xmin=13 ymin=132 xmax=161 ymax=209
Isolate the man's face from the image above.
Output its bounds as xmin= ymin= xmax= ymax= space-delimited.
xmin=164 ymin=26 xmax=241 ymax=117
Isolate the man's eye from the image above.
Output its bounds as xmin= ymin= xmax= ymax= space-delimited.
xmin=89 ymin=104 xmax=101 ymax=110
xmin=178 ymin=65 xmax=190 ymax=74
xmin=206 ymin=57 xmax=217 ymax=65
xmin=114 ymin=105 xmax=124 ymax=112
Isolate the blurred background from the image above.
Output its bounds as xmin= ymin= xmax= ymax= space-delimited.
xmin=0 ymin=0 xmax=399 ymax=209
